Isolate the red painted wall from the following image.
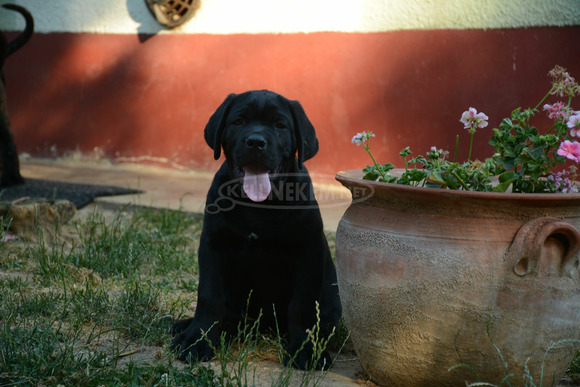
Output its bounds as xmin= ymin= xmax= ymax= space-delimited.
xmin=4 ymin=27 xmax=580 ymax=176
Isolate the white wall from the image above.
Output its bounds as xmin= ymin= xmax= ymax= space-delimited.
xmin=1 ymin=0 xmax=579 ymax=34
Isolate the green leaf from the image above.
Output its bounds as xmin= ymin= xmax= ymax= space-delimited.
xmin=498 ymin=170 xmax=515 ymax=183
xmin=522 ymin=144 xmax=545 ymax=160
xmin=493 ymin=170 xmax=517 ymax=192
xmin=381 ymin=175 xmax=399 ymax=184
xmin=498 ymin=157 xmax=515 ymax=171
xmin=362 ymin=165 xmax=380 ymax=181
xmin=499 ymin=118 xmax=514 ymax=130
xmin=493 ymin=179 xmax=515 ymax=192
xmin=429 ymin=171 xmax=446 ymax=184
xmin=384 ymin=163 xmax=396 ymax=172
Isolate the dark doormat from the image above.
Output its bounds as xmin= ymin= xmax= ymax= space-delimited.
xmin=0 ymin=179 xmax=143 ymax=209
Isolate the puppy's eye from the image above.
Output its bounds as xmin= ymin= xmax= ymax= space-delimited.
xmin=274 ymin=121 xmax=287 ymax=130
xmin=232 ymin=118 xmax=244 ymax=126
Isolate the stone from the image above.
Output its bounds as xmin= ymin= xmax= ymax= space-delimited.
xmin=0 ymin=198 xmax=76 ymax=241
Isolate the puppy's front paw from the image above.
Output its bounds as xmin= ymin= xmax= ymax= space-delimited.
xmin=172 ymin=332 xmax=215 ymax=362
xmin=283 ymin=348 xmax=333 ymax=370
xmin=171 ymin=318 xmax=194 ymax=335
xmin=171 ymin=321 xmax=215 ymax=362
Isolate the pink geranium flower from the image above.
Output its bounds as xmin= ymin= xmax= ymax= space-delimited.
xmin=557 ymin=140 xmax=580 ymax=163
xmin=460 ymin=107 xmax=489 ymax=133
xmin=543 ymin=101 xmax=570 ymax=121
xmin=351 ymin=131 xmax=375 ymax=146
xmin=567 ymin=112 xmax=580 ymax=137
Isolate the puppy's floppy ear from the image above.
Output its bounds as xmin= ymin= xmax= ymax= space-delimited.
xmin=289 ymin=100 xmax=319 ymax=169
xmin=204 ymin=93 xmax=237 ymax=160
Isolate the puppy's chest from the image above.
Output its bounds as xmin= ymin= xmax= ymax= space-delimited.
xmin=232 ymin=226 xmax=287 ymax=245
xmin=216 ymin=232 xmax=298 ymax=272
xmin=204 ymin=206 xmax=318 ymax=252
xmin=211 ymin=221 xmax=297 ymax=254
xmin=247 ymin=231 xmax=260 ymax=241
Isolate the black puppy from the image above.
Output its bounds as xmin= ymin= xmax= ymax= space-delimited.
xmin=172 ymin=90 xmax=342 ymax=369
xmin=0 ymin=4 xmax=33 ymax=187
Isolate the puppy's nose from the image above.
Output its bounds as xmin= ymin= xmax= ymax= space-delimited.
xmin=245 ymin=134 xmax=267 ymax=151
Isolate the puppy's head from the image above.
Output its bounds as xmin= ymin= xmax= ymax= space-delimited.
xmin=204 ymin=90 xmax=318 ymax=202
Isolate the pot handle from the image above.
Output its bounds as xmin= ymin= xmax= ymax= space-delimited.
xmin=509 ymin=217 xmax=580 ymax=277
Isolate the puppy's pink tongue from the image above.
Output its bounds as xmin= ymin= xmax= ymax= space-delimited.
xmin=243 ymin=167 xmax=271 ymax=202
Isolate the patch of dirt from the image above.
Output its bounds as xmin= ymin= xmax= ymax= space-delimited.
xmin=114 ymin=345 xmax=374 ymax=386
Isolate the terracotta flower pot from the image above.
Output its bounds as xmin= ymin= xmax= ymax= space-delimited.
xmin=335 ymin=169 xmax=580 ymax=386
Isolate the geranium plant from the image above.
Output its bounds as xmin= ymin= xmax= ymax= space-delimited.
xmin=353 ymin=65 xmax=580 ymax=193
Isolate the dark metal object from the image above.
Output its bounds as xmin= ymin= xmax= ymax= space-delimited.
xmin=0 ymin=4 xmax=33 ymax=187
xmin=145 ymin=0 xmax=198 ymax=29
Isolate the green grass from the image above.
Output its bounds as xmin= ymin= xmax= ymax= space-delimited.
xmin=569 ymin=349 xmax=580 ymax=385
xmin=0 ymin=204 xmax=347 ymax=386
